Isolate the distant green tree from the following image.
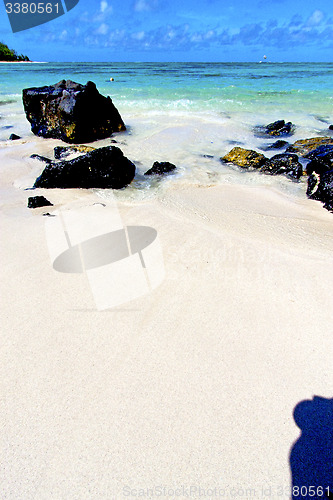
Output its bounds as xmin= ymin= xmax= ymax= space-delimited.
xmin=0 ymin=42 xmax=30 ymax=61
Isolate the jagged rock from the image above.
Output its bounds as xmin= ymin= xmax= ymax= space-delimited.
xmin=307 ymin=170 xmax=333 ymax=212
xmin=144 ymin=161 xmax=177 ymax=176
xmin=254 ymin=120 xmax=295 ymax=137
xmin=28 ymin=196 xmax=53 ymax=209
xmin=30 ymin=154 xmax=52 ymax=163
xmin=263 ymin=140 xmax=289 ymax=151
xmin=306 ymin=173 xmax=319 ymax=197
xmin=306 ymin=150 xmax=333 ymax=176
xmin=9 ymin=133 xmax=21 ymax=140
xmin=22 ymin=80 xmax=126 ymax=144
xmin=260 ymin=153 xmax=303 ymax=179
xmin=33 ymin=146 xmax=135 ymax=189
xmin=304 ymin=144 xmax=333 ymax=160
xmin=306 ymin=144 xmax=333 ymax=213
xmin=221 ymin=147 xmax=267 ymax=169
xmin=266 ymin=120 xmax=294 ymax=136
xmin=54 ymin=145 xmax=95 ymax=160
xmin=287 ymin=137 xmax=333 ymax=156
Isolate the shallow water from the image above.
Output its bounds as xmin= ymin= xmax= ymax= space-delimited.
xmin=1 ymin=62 xmax=332 ymax=202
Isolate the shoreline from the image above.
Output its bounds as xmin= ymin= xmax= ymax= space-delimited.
xmin=1 ymin=62 xmax=332 ymax=497
xmin=0 ymin=60 xmax=47 ymax=63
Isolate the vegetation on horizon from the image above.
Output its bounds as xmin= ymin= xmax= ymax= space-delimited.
xmin=0 ymin=42 xmax=30 ymax=61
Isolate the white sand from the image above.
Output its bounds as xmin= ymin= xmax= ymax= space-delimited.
xmin=1 ymin=149 xmax=332 ymax=498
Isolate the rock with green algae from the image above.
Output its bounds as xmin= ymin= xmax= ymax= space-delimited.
xmin=22 ymin=80 xmax=125 ymax=144
xmin=221 ymin=147 xmax=267 ymax=169
xmin=286 ymin=137 xmax=333 ymax=156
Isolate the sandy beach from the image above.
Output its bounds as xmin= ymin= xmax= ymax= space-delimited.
xmin=1 ymin=139 xmax=332 ymax=498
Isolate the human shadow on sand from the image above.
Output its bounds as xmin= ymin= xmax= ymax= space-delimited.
xmin=290 ymin=396 xmax=333 ymax=500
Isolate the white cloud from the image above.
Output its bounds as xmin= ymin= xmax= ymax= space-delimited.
xmin=205 ymin=30 xmax=215 ymax=39
xmin=134 ymin=0 xmax=158 ymax=12
xmin=100 ymin=1 xmax=108 ymax=12
xmin=59 ymin=30 xmax=68 ymax=40
xmin=132 ymin=31 xmax=145 ymax=40
xmin=134 ymin=0 xmax=149 ymax=11
xmin=307 ymin=10 xmax=324 ymax=26
xmin=95 ymin=23 xmax=109 ymax=35
xmin=190 ymin=33 xmax=202 ymax=42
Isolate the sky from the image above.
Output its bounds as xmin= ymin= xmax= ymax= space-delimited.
xmin=0 ymin=0 xmax=332 ymax=61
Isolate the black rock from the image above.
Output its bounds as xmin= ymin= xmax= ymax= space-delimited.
xmin=329 ymin=125 xmax=333 ymax=131
xmin=304 ymin=144 xmax=333 ymax=160
xmin=22 ymin=80 xmax=126 ymax=144
xmin=254 ymin=120 xmax=295 ymax=138
xmin=266 ymin=120 xmax=294 ymax=136
xmin=306 ymin=150 xmax=333 ymax=176
xmin=144 ymin=161 xmax=177 ymax=176
xmin=307 ymin=169 xmax=333 ymax=212
xmin=260 ymin=153 xmax=303 ymax=179
xmin=30 ymin=154 xmax=52 ymax=163
xmin=33 ymin=145 xmax=135 ymax=189
xmin=54 ymin=146 xmax=71 ymax=160
xmin=266 ymin=120 xmax=294 ymax=135
xmin=28 ymin=196 xmax=53 ymax=209
xmin=9 ymin=133 xmax=21 ymax=140
xmin=266 ymin=120 xmax=285 ymax=132
xmin=306 ymin=173 xmax=319 ymax=197
xmin=263 ymin=140 xmax=289 ymax=151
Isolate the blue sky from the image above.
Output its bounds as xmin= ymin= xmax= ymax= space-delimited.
xmin=1 ymin=0 xmax=332 ymax=61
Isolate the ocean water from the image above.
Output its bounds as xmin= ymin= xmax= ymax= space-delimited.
xmin=1 ymin=62 xmax=332 ymax=201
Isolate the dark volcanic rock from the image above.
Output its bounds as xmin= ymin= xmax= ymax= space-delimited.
xmin=306 ymin=173 xmax=318 ymax=197
xmin=54 ymin=146 xmax=71 ymax=160
xmin=33 ymin=146 xmax=135 ymax=189
xmin=286 ymin=137 xmax=333 ymax=156
xmin=144 ymin=161 xmax=177 ymax=176
xmin=266 ymin=120 xmax=294 ymax=136
xmin=260 ymin=153 xmax=303 ymax=179
xmin=9 ymin=133 xmax=21 ymax=140
xmin=28 ymin=196 xmax=53 ymax=209
xmin=306 ymin=150 xmax=333 ymax=176
xmin=263 ymin=140 xmax=289 ymax=151
xmin=255 ymin=120 xmax=295 ymax=138
xmin=30 ymin=154 xmax=52 ymax=163
xmin=307 ymin=170 xmax=333 ymax=212
xmin=304 ymin=144 xmax=333 ymax=160
xmin=221 ymin=147 xmax=267 ymax=169
xmin=22 ymin=80 xmax=126 ymax=144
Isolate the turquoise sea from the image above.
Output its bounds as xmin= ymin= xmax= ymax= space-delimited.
xmin=1 ymin=62 xmax=332 ymax=198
